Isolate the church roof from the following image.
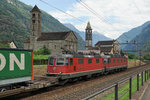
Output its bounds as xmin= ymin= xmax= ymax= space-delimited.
xmin=95 ymin=40 xmax=116 ymax=46
xmin=86 ymin=21 xmax=92 ymax=29
xmin=37 ymin=31 xmax=76 ymax=41
xmin=100 ymin=47 xmax=112 ymax=52
xmin=30 ymin=5 xmax=41 ymax=13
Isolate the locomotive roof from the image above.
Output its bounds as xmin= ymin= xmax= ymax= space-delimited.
xmin=50 ymin=54 xmax=101 ymax=58
xmin=50 ymin=54 xmax=125 ymax=58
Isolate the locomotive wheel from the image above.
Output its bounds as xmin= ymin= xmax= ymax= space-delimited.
xmin=104 ymin=71 xmax=109 ymax=75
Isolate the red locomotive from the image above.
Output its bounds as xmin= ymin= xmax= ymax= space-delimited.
xmin=47 ymin=54 xmax=127 ymax=81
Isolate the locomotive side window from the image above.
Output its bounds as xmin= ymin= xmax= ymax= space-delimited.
xmin=88 ymin=59 xmax=92 ymax=64
xmin=78 ymin=59 xmax=83 ymax=64
xmin=56 ymin=58 xmax=64 ymax=66
xmin=49 ymin=57 xmax=54 ymax=65
xmin=104 ymin=59 xmax=108 ymax=63
xmin=113 ymin=59 xmax=115 ymax=63
xmin=117 ymin=59 xmax=119 ymax=63
xmin=70 ymin=58 xmax=73 ymax=66
xmin=96 ymin=59 xmax=99 ymax=63
xmin=65 ymin=58 xmax=69 ymax=66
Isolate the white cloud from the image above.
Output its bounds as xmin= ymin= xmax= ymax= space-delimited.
xmin=49 ymin=0 xmax=150 ymax=39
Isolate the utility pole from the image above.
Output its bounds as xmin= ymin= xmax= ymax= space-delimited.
xmin=119 ymin=41 xmax=149 ymax=67
xmin=134 ymin=40 xmax=137 ymax=67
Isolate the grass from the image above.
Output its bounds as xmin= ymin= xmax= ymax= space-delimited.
xmin=33 ymin=55 xmax=49 ymax=60
xmin=101 ymin=74 xmax=144 ymax=100
xmin=128 ymin=59 xmax=136 ymax=61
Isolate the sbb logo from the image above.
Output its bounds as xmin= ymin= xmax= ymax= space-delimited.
xmin=0 ymin=53 xmax=25 ymax=71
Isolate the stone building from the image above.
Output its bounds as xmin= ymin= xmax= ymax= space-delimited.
xmin=24 ymin=5 xmax=77 ymax=54
xmin=95 ymin=40 xmax=120 ymax=55
xmin=0 ymin=40 xmax=17 ymax=48
xmin=85 ymin=22 xmax=92 ymax=49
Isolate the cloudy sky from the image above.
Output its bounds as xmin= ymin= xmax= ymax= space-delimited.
xmin=20 ymin=0 xmax=150 ymax=39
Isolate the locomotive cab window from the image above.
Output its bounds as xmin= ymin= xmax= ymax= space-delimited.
xmin=88 ymin=59 xmax=92 ymax=64
xmin=65 ymin=58 xmax=69 ymax=66
xmin=96 ymin=59 xmax=99 ymax=63
xmin=49 ymin=57 xmax=54 ymax=65
xmin=56 ymin=58 xmax=65 ymax=66
xmin=78 ymin=59 xmax=83 ymax=64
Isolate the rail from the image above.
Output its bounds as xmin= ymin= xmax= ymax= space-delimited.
xmin=82 ymin=68 xmax=150 ymax=100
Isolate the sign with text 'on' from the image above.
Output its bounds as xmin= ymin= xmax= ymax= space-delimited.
xmin=0 ymin=49 xmax=33 ymax=80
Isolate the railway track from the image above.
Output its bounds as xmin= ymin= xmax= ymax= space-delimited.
xmin=1 ymin=64 xmax=150 ymax=100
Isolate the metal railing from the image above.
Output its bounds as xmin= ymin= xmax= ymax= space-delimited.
xmin=82 ymin=68 xmax=150 ymax=100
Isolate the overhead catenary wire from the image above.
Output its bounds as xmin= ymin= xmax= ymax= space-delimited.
xmin=39 ymin=0 xmax=107 ymax=34
xmin=77 ymin=0 xmax=112 ymax=26
xmin=77 ymin=0 xmax=122 ymax=32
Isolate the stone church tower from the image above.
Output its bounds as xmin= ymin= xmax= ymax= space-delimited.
xmin=85 ymin=21 xmax=92 ymax=49
xmin=30 ymin=5 xmax=41 ymax=49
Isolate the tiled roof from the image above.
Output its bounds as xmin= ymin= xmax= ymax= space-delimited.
xmin=37 ymin=31 xmax=74 ymax=41
xmin=30 ymin=5 xmax=41 ymax=13
xmin=95 ymin=40 xmax=115 ymax=46
xmin=0 ymin=40 xmax=12 ymax=44
xmin=86 ymin=21 xmax=92 ymax=29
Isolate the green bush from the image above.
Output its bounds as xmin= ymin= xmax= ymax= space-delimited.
xmin=128 ymin=54 xmax=135 ymax=59
xmin=34 ymin=45 xmax=51 ymax=55
xmin=144 ymin=55 xmax=150 ymax=60
xmin=0 ymin=43 xmax=10 ymax=48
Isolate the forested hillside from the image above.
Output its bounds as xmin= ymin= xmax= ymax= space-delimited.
xmin=0 ymin=0 xmax=86 ymax=49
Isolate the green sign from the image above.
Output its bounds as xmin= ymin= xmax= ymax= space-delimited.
xmin=0 ymin=49 xmax=33 ymax=80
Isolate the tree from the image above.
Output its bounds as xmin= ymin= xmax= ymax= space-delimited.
xmin=120 ymin=49 xmax=124 ymax=56
xmin=0 ymin=43 xmax=10 ymax=48
xmin=34 ymin=45 xmax=51 ymax=55
xmin=128 ymin=54 xmax=135 ymax=59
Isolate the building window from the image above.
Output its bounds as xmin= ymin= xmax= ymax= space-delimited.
xmin=32 ymin=25 xmax=35 ymax=31
xmin=32 ymin=14 xmax=35 ymax=17
xmin=88 ymin=59 xmax=92 ymax=64
xmin=54 ymin=45 xmax=56 ymax=49
xmin=78 ymin=59 xmax=83 ymax=64
xmin=96 ymin=59 xmax=99 ymax=63
xmin=32 ymin=20 xmax=35 ymax=23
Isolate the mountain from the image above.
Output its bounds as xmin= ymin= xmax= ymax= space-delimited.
xmin=64 ymin=23 xmax=111 ymax=46
xmin=63 ymin=23 xmax=85 ymax=50
xmin=92 ymin=31 xmax=111 ymax=46
xmin=0 ymin=0 xmax=85 ymax=50
xmin=124 ymin=22 xmax=150 ymax=51
xmin=117 ymin=21 xmax=150 ymax=49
